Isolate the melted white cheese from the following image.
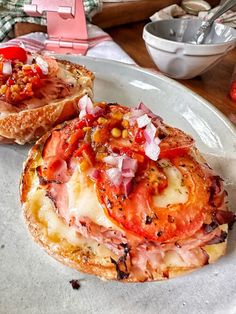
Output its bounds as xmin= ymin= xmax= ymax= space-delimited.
xmin=153 ymin=165 xmax=189 ymax=207
xmin=66 ymin=166 xmax=121 ymax=230
xmin=38 ymin=197 xmax=81 ymax=246
xmin=27 ymin=189 xmax=112 ymax=257
xmin=29 ymin=157 xmax=188 ymax=243
xmin=57 ymin=65 xmax=77 ymax=86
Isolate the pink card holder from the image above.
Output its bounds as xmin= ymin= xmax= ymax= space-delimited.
xmin=24 ymin=0 xmax=88 ymax=55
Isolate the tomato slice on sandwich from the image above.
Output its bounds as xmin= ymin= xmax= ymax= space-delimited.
xmin=22 ymin=97 xmax=236 ymax=282
xmin=0 ymin=46 xmax=27 ymax=62
xmin=97 ymin=155 xmax=211 ymax=243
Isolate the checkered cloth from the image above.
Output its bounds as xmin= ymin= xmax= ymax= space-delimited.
xmin=0 ymin=0 xmax=102 ymax=42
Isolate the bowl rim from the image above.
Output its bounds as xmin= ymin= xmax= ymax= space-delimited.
xmin=143 ymin=19 xmax=236 ymax=51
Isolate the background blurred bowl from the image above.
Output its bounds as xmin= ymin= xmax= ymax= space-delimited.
xmin=143 ymin=19 xmax=236 ymax=79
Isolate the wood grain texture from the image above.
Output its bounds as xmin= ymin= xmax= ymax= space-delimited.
xmin=92 ymin=0 xmax=181 ymax=28
xmin=14 ymin=23 xmax=47 ymax=37
xmin=106 ymin=21 xmax=236 ymax=126
xmin=15 ymin=0 xmax=220 ymax=35
xmin=207 ymin=0 xmax=221 ymax=6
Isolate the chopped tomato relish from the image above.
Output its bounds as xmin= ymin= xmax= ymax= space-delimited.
xmin=0 ymin=46 xmax=27 ymax=63
xmin=0 ymin=56 xmax=47 ymax=104
xmin=0 ymin=47 xmax=53 ymax=104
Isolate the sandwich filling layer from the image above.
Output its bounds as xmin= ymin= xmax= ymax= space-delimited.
xmin=22 ymin=99 xmax=235 ymax=280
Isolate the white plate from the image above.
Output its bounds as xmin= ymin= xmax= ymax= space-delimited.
xmin=1 ymin=57 xmax=236 ymax=314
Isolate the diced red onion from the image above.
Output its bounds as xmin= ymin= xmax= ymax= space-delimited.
xmin=78 ymin=94 xmax=89 ymax=110
xmin=104 ymin=154 xmax=137 ymax=173
xmin=36 ymin=56 xmax=48 ymax=75
xmin=123 ymin=177 xmax=133 ymax=197
xmin=117 ymin=159 xmax=123 ymax=171
xmin=78 ymin=95 xmax=103 ymax=119
xmin=122 ymin=168 xmax=135 ymax=178
xmin=127 ymin=108 xmax=145 ymax=125
xmin=154 ymin=137 xmax=161 ymax=146
xmin=2 ymin=61 xmax=12 ymax=75
xmin=103 ymin=155 xmax=123 ymax=168
xmin=103 ymin=155 xmax=117 ymax=166
xmin=86 ymin=97 xmax=95 ymax=114
xmin=79 ymin=109 xmax=87 ymax=119
xmin=79 ymin=95 xmax=91 ymax=119
xmin=106 ymin=168 xmax=122 ymax=187
xmin=144 ymin=139 xmax=160 ymax=161
xmin=137 ymin=114 xmax=151 ymax=128
xmin=144 ymin=132 xmax=152 ymax=145
xmin=137 ymin=102 xmax=163 ymax=124
xmin=104 ymin=154 xmax=138 ymax=196
xmin=144 ymin=122 xmax=156 ymax=144
xmin=137 ymin=102 xmax=156 ymax=119
xmin=130 ymin=108 xmax=145 ymax=119
xmin=122 ymin=157 xmax=137 ymax=173
xmin=88 ymin=168 xmax=99 ymax=181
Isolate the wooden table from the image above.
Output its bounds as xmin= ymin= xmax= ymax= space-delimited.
xmin=106 ymin=21 xmax=236 ymax=126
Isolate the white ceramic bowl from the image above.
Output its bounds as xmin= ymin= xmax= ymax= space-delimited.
xmin=143 ymin=19 xmax=236 ymax=79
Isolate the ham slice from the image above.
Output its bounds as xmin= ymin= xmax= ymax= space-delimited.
xmin=46 ymin=183 xmax=69 ymax=220
xmin=23 ymin=78 xmax=73 ymax=110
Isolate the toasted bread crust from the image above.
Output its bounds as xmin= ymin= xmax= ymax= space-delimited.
xmin=20 ymin=125 xmax=228 ymax=282
xmin=0 ymin=60 xmax=94 ymax=144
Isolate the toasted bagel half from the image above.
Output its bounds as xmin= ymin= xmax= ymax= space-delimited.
xmin=20 ymin=101 xmax=235 ymax=282
xmin=0 ymin=56 xmax=94 ymax=144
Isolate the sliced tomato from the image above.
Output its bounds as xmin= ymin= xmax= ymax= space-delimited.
xmin=64 ymin=129 xmax=85 ymax=159
xmin=97 ymin=156 xmax=212 ymax=243
xmin=159 ymin=127 xmax=194 ymax=159
xmin=0 ymin=47 xmax=27 ymax=62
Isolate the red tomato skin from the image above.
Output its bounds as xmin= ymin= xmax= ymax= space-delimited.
xmin=75 ymin=114 xmax=96 ymax=129
xmin=0 ymin=47 xmax=27 ymax=62
xmin=135 ymin=129 xmax=145 ymax=144
xmin=63 ymin=129 xmax=85 ymax=159
xmin=97 ymin=156 xmax=212 ymax=243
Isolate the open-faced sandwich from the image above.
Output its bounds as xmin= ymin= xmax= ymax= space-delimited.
xmin=20 ymin=97 xmax=235 ymax=282
xmin=0 ymin=47 xmax=94 ymax=144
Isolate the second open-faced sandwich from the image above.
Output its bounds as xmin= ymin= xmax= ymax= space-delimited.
xmin=0 ymin=47 xmax=94 ymax=144
xmin=20 ymin=97 xmax=235 ymax=282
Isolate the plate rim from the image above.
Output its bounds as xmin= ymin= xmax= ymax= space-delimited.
xmin=55 ymin=54 xmax=236 ymax=137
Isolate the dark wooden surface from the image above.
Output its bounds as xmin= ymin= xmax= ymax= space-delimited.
xmin=106 ymin=21 xmax=236 ymax=126
xmin=16 ymin=0 xmax=182 ymax=36
xmin=92 ymin=0 xmax=181 ymax=28
xmin=15 ymin=0 xmax=220 ymax=35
